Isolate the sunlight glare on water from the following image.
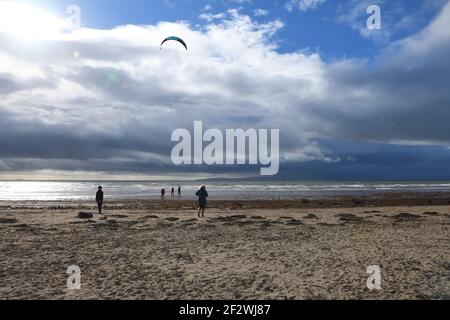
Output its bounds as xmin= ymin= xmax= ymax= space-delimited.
xmin=1 ymin=180 xmax=450 ymax=201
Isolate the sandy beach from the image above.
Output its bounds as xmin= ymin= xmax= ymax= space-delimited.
xmin=0 ymin=193 xmax=449 ymax=300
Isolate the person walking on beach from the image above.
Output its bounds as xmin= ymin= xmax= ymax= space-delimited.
xmin=161 ymin=188 xmax=166 ymax=200
xmin=178 ymin=186 xmax=182 ymax=198
xmin=195 ymin=185 xmax=208 ymax=218
xmin=96 ymin=186 xmax=104 ymax=215
xmin=171 ymin=187 xmax=175 ymax=198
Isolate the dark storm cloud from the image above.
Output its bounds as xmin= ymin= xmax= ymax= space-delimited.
xmin=0 ymin=73 xmax=54 ymax=95
xmin=0 ymin=108 xmax=173 ymax=160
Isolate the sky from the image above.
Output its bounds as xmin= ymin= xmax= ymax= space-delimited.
xmin=0 ymin=0 xmax=449 ymax=180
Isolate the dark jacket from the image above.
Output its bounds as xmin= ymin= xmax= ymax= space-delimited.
xmin=96 ymin=191 xmax=104 ymax=202
xmin=196 ymin=189 xmax=208 ymax=207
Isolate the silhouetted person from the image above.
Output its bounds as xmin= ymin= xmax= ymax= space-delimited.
xmin=161 ymin=188 xmax=166 ymax=200
xmin=171 ymin=187 xmax=175 ymax=198
xmin=96 ymin=186 xmax=104 ymax=215
xmin=178 ymin=186 xmax=182 ymax=198
xmin=196 ymin=185 xmax=208 ymax=218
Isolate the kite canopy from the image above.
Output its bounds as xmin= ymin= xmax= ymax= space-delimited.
xmin=160 ymin=36 xmax=188 ymax=51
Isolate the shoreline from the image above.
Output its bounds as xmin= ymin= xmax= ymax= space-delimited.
xmin=1 ymin=191 xmax=449 ymax=209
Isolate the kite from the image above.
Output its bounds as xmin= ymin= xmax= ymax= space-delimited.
xmin=160 ymin=36 xmax=188 ymax=51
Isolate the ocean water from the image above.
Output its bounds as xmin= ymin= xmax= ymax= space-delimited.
xmin=0 ymin=180 xmax=450 ymax=201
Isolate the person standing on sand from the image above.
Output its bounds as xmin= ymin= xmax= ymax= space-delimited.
xmin=196 ymin=185 xmax=208 ymax=218
xmin=171 ymin=187 xmax=175 ymax=198
xmin=178 ymin=186 xmax=182 ymax=198
xmin=161 ymin=188 xmax=166 ymax=200
xmin=96 ymin=186 xmax=104 ymax=215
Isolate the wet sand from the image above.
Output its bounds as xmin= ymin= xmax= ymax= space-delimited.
xmin=0 ymin=193 xmax=449 ymax=300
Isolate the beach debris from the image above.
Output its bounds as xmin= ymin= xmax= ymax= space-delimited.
xmin=164 ymin=217 xmax=180 ymax=222
xmin=0 ymin=217 xmax=18 ymax=224
xmin=303 ymin=214 xmax=318 ymax=219
xmin=78 ymin=212 xmax=94 ymax=219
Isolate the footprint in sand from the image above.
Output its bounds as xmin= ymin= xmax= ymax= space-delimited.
xmin=164 ymin=217 xmax=180 ymax=222
xmin=0 ymin=218 xmax=18 ymax=224
xmin=70 ymin=220 xmax=96 ymax=224
xmin=422 ymin=212 xmax=440 ymax=216
xmin=12 ymin=223 xmax=34 ymax=231
xmin=157 ymin=222 xmax=174 ymax=228
xmin=145 ymin=215 xmax=159 ymax=219
xmin=211 ymin=215 xmax=247 ymax=223
xmin=336 ymin=213 xmax=367 ymax=224
xmin=229 ymin=215 xmax=247 ymax=219
xmin=235 ymin=220 xmax=256 ymax=227
xmin=285 ymin=219 xmax=304 ymax=226
xmin=109 ymin=214 xmax=129 ymax=218
xmin=392 ymin=212 xmax=422 ymax=222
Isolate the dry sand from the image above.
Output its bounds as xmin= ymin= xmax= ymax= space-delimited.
xmin=0 ymin=194 xmax=449 ymax=300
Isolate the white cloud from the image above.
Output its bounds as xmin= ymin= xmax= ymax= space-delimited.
xmin=254 ymin=9 xmax=269 ymax=17
xmin=199 ymin=12 xmax=226 ymax=22
xmin=229 ymin=0 xmax=252 ymax=3
xmin=285 ymin=0 xmax=326 ymax=12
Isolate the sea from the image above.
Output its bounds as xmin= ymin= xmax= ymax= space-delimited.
xmin=0 ymin=180 xmax=450 ymax=201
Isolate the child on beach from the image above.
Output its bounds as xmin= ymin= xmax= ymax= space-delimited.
xmin=195 ymin=185 xmax=208 ymax=218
